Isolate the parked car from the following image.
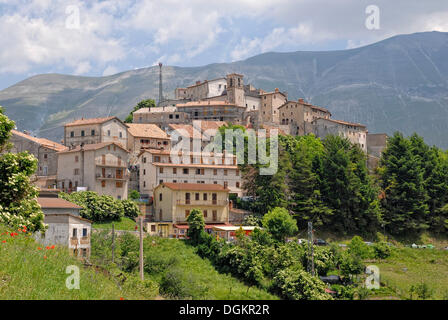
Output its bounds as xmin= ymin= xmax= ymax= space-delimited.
xmin=314 ymin=239 xmax=328 ymax=246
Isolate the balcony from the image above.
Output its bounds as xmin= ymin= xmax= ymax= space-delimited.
xmin=95 ymin=159 xmax=127 ymax=168
xmin=176 ymin=199 xmax=228 ymax=206
xmin=175 ymin=215 xmax=223 ymax=223
xmin=95 ymin=173 xmax=129 ymax=180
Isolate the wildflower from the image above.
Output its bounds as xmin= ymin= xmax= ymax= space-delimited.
xmin=43 ymin=256 xmax=47 ymax=259
xmin=50 ymin=245 xmax=55 ymax=249
xmin=120 ymin=297 xmax=124 ymax=300
xmin=1 ymin=241 xmax=6 ymax=243
xmin=37 ymin=247 xmax=42 ymax=250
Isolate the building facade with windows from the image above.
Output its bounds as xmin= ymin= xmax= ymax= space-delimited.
xmin=138 ymin=149 xmax=242 ymax=198
xmin=64 ymin=117 xmax=128 ymax=148
xmin=57 ymin=142 xmax=130 ymax=199
xmin=149 ymin=182 xmax=230 ymax=238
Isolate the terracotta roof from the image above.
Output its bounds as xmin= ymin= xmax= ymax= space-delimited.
xmin=161 ymin=182 xmax=230 ymax=192
xmin=168 ymin=124 xmax=203 ymax=138
xmin=12 ymin=130 xmax=67 ymax=152
xmin=58 ymin=141 xmax=129 ymax=154
xmin=64 ymin=116 xmax=124 ymax=127
xmin=44 ymin=213 xmax=92 ymax=223
xmin=127 ymin=124 xmax=169 ymax=139
xmin=313 ymin=118 xmax=367 ymax=128
xmin=194 ymin=120 xmax=227 ymax=133
xmin=37 ymin=197 xmax=83 ymax=209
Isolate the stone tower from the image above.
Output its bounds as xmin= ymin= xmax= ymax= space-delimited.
xmin=226 ymin=73 xmax=245 ymax=107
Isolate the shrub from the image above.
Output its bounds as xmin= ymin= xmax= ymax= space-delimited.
xmin=129 ymin=190 xmax=140 ymax=201
xmin=187 ymin=209 xmax=205 ymax=244
xmin=348 ymin=236 xmax=373 ymax=259
xmin=339 ymin=251 xmax=365 ymax=279
xmin=262 ymin=207 xmax=298 ymax=242
xmin=372 ymin=241 xmax=392 ymax=259
xmin=159 ymin=268 xmax=208 ymax=299
xmin=242 ymin=214 xmax=262 ymax=227
xmin=122 ymin=199 xmax=140 ymax=219
xmin=272 ymin=267 xmax=333 ymax=300
xmin=409 ymin=282 xmax=433 ymax=300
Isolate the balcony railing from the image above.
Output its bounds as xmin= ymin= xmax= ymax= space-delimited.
xmin=95 ymin=159 xmax=127 ymax=167
xmin=95 ymin=173 xmax=129 ymax=180
xmin=175 ymin=215 xmax=223 ymax=223
xmin=176 ymin=199 xmax=228 ymax=206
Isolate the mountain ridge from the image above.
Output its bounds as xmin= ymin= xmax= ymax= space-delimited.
xmin=1 ymin=31 xmax=448 ymax=147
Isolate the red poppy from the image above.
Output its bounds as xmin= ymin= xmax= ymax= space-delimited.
xmin=43 ymin=256 xmax=47 ymax=259
xmin=1 ymin=241 xmax=6 ymax=243
xmin=50 ymin=245 xmax=55 ymax=249
xmin=120 ymin=297 xmax=124 ymax=300
xmin=37 ymin=247 xmax=42 ymax=250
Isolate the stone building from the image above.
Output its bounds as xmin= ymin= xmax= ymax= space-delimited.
xmin=36 ymin=196 xmax=91 ymax=259
xmin=8 ymin=130 xmax=67 ymax=188
xmin=312 ymin=118 xmax=368 ymax=152
xmin=175 ymin=77 xmax=227 ymax=101
xmin=126 ymin=123 xmax=171 ymax=160
xmin=132 ymin=106 xmax=189 ymax=127
xmin=175 ymin=100 xmax=246 ymax=123
xmin=57 ymin=142 xmax=130 ymax=200
xmin=367 ymin=133 xmax=388 ymax=169
xmin=138 ymin=149 xmax=242 ymax=198
xmin=149 ymin=182 xmax=231 ymax=238
xmin=259 ymin=88 xmax=288 ymax=124
xmin=64 ymin=116 xmax=128 ymax=148
xmin=278 ymin=99 xmax=331 ymax=135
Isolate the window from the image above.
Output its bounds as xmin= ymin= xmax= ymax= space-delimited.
xmin=143 ymin=181 xmax=146 ymax=188
xmin=143 ymin=157 xmax=147 ymax=164
xmin=91 ymin=129 xmax=95 ymax=136
xmin=224 ymin=169 xmax=228 ymax=176
xmin=173 ymin=168 xmax=177 ymax=174
xmin=213 ymin=169 xmax=217 ymax=175
xmin=169 ymin=114 xmax=173 ymax=119
xmin=101 ymin=180 xmax=106 ymax=188
xmin=203 ymin=193 xmax=207 ymax=201
xmin=75 ymin=156 xmax=79 ymax=162
xmin=154 ymin=156 xmax=160 ymax=162
xmin=116 ymin=181 xmax=123 ymax=188
xmin=185 ymin=193 xmax=190 ymax=204
xmin=185 ymin=210 xmax=190 ymax=218
xmin=159 ymin=193 xmax=163 ymax=201
xmin=195 ymin=193 xmax=200 ymax=201
xmin=159 ymin=209 xmax=163 ymax=221
xmin=175 ymin=114 xmax=179 ymax=119
xmin=143 ymin=169 xmax=146 ymax=175
xmin=183 ymin=168 xmax=189 ymax=174
xmin=236 ymin=169 xmax=240 ymax=176
xmin=224 ymin=181 xmax=228 ymax=189
xmin=44 ymin=154 xmax=48 ymax=159
xmin=203 ymin=210 xmax=208 ymax=218
xmin=236 ymin=182 xmax=240 ymax=188
xmin=196 ymin=168 xmax=201 ymax=175
xmin=108 ymin=130 xmax=111 ymax=136
xmin=72 ymin=228 xmax=77 ymax=238
xmin=212 ymin=193 xmax=217 ymax=204
xmin=214 ymin=181 xmax=217 ymax=184
xmin=82 ymin=248 xmax=87 ymax=257
xmin=82 ymin=228 xmax=88 ymax=237
xmin=81 ymin=130 xmax=85 ymax=137
xmin=159 ymin=167 xmax=164 ymax=174
xmin=159 ymin=180 xmax=163 ymax=184
xmin=74 ymin=168 xmax=80 ymax=175
xmin=119 ymin=132 xmax=123 ymax=138
xmin=212 ymin=210 xmax=217 ymax=221
xmin=70 ymin=131 xmax=74 ymax=137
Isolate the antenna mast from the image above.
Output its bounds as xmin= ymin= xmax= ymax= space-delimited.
xmin=158 ymin=62 xmax=163 ymax=106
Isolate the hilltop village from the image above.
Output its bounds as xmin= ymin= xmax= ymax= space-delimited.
xmin=8 ymin=72 xmax=387 ymax=242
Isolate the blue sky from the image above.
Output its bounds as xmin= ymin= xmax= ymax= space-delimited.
xmin=0 ymin=0 xmax=447 ymax=90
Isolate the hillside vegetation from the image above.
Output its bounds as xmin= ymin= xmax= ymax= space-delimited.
xmin=0 ymin=224 xmax=156 ymax=300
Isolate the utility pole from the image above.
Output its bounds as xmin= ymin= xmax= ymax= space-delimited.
xmin=307 ymin=222 xmax=315 ymax=276
xmin=111 ymin=223 xmax=115 ymax=263
xmin=139 ymin=217 xmax=144 ymax=281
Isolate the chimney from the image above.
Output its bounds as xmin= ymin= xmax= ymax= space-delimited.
xmin=298 ymin=98 xmax=304 ymax=104
xmin=275 ymin=88 xmax=279 ymax=93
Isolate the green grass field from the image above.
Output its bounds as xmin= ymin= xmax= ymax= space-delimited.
xmin=93 ymin=217 xmax=137 ymax=231
xmin=141 ymin=236 xmax=278 ymax=300
xmin=0 ymin=225 xmax=156 ymax=300
xmin=374 ymin=247 xmax=448 ymax=299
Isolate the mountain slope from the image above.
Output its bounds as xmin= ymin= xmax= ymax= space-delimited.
xmin=1 ymin=31 xmax=448 ymax=147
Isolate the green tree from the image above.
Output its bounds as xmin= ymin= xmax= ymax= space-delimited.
xmin=122 ymin=199 xmax=140 ymax=219
xmin=129 ymin=190 xmax=141 ymax=201
xmin=0 ymin=107 xmax=45 ymax=232
xmin=124 ymin=99 xmax=156 ymax=123
xmin=379 ymin=132 xmax=429 ymax=235
xmin=187 ymin=209 xmax=205 ymax=244
xmin=262 ymin=207 xmax=298 ymax=242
